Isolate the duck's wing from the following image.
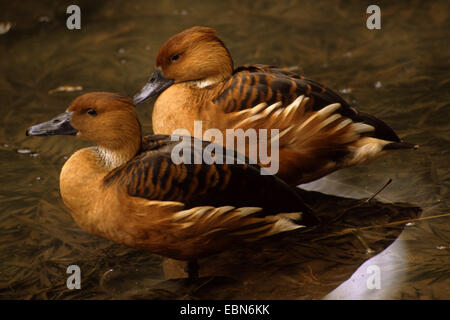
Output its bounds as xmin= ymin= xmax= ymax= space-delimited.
xmin=214 ymin=64 xmax=400 ymax=142
xmin=102 ymin=135 xmax=318 ymax=258
xmin=104 ymin=135 xmax=318 ymax=226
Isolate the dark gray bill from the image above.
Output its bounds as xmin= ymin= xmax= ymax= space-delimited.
xmin=26 ymin=112 xmax=78 ymax=136
xmin=133 ymin=68 xmax=174 ymax=104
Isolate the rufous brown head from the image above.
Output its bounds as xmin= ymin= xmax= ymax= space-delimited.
xmin=27 ymin=92 xmax=141 ymax=151
xmin=133 ymin=26 xmax=234 ymax=104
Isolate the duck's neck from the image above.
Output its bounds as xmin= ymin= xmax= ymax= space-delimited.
xmin=96 ymin=136 xmax=141 ymax=170
xmin=151 ymin=78 xmax=228 ymax=135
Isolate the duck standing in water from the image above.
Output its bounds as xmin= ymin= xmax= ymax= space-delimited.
xmin=26 ymin=92 xmax=319 ymax=278
xmin=134 ymin=26 xmax=417 ymax=185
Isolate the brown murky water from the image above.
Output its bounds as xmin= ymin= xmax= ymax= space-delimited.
xmin=0 ymin=0 xmax=449 ymax=299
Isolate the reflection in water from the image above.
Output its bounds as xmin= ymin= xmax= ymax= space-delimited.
xmin=0 ymin=0 xmax=449 ymax=299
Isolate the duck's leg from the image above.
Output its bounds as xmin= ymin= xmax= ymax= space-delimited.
xmin=185 ymin=259 xmax=199 ymax=279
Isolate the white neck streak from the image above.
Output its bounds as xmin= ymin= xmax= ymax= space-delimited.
xmin=96 ymin=147 xmax=131 ymax=170
xmin=187 ymin=77 xmax=221 ymax=88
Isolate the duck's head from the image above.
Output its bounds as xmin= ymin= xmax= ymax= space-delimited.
xmin=134 ymin=26 xmax=234 ymax=104
xmin=26 ymin=92 xmax=141 ymax=153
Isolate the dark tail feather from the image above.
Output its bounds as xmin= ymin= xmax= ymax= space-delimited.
xmin=357 ymin=111 xmax=401 ymax=142
xmin=382 ymin=141 xmax=419 ymax=151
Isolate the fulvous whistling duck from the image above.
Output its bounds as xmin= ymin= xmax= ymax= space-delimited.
xmin=134 ymin=26 xmax=417 ymax=186
xmin=26 ymin=92 xmax=319 ymax=278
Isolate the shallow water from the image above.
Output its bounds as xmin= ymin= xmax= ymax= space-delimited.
xmin=0 ymin=0 xmax=449 ymax=299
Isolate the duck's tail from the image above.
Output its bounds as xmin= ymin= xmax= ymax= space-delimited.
xmin=382 ymin=141 xmax=419 ymax=151
xmin=225 ymin=96 xmax=417 ymax=185
xmin=271 ymin=100 xmax=392 ymax=183
xmin=354 ymin=111 xmax=401 ymax=143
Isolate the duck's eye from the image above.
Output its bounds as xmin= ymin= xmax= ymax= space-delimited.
xmin=87 ymin=109 xmax=97 ymax=116
xmin=170 ymin=54 xmax=180 ymax=62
